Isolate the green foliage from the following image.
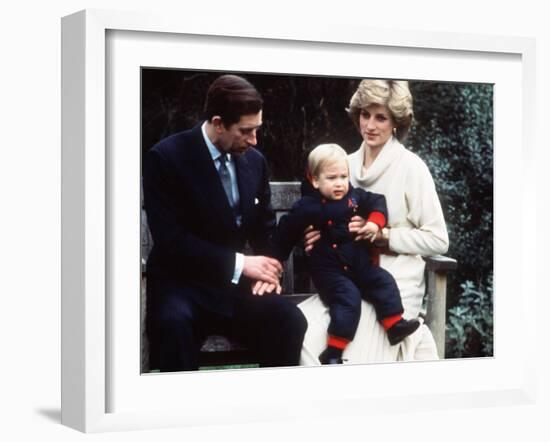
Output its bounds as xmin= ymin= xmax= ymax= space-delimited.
xmin=446 ymin=275 xmax=494 ymax=357
xmin=408 ymin=82 xmax=493 ymax=290
xmin=199 ymin=364 xmax=259 ymax=371
xmin=408 ymin=82 xmax=494 ymax=357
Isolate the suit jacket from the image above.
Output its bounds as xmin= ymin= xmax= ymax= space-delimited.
xmin=142 ymin=122 xmax=276 ymax=315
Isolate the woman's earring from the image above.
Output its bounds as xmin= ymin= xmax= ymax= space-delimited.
xmin=392 ymin=127 xmax=397 ymax=136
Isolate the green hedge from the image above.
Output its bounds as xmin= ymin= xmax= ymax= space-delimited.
xmin=407 ymin=82 xmax=493 ymax=357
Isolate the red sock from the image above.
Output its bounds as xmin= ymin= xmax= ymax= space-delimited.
xmin=327 ymin=334 xmax=350 ymax=350
xmin=381 ymin=314 xmax=402 ymax=330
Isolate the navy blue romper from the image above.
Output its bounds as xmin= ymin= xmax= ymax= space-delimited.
xmin=270 ymin=183 xmax=404 ymax=341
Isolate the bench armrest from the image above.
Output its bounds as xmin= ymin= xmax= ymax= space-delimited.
xmin=424 ymin=255 xmax=457 ymax=272
xmin=423 ymin=255 xmax=457 ymax=359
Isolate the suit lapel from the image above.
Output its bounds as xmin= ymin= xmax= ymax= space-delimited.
xmin=234 ymin=153 xmax=254 ymax=227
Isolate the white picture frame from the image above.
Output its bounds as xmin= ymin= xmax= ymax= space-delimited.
xmin=61 ymin=9 xmax=537 ymax=433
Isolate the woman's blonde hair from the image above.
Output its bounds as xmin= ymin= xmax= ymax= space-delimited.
xmin=307 ymin=143 xmax=348 ymax=178
xmin=347 ymin=79 xmax=414 ymax=141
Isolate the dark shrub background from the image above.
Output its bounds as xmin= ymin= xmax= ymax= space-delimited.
xmin=141 ymin=69 xmax=494 ymax=358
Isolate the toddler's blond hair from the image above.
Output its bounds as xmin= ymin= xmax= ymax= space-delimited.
xmin=307 ymin=143 xmax=348 ymax=178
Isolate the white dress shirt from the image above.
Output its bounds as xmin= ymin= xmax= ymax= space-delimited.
xmin=201 ymin=122 xmax=244 ymax=284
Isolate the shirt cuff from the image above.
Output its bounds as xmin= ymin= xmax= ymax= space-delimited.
xmin=232 ymin=253 xmax=244 ymax=284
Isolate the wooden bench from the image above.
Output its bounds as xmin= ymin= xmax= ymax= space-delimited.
xmin=141 ymin=181 xmax=457 ymax=371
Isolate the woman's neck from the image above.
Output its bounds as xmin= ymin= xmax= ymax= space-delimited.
xmin=363 ymin=143 xmax=384 ymax=170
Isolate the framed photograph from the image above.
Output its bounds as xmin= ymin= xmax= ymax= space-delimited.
xmin=61 ymin=9 xmax=536 ymax=433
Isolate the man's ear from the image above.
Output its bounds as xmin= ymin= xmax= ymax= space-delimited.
xmin=211 ymin=116 xmax=224 ymax=132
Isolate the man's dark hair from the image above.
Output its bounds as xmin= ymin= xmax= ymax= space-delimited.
xmin=204 ymin=74 xmax=263 ymax=127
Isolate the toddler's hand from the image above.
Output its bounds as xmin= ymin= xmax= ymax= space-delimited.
xmin=364 ymin=221 xmax=379 ymax=243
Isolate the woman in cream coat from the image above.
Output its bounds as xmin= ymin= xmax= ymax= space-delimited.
xmin=299 ymin=79 xmax=449 ymax=364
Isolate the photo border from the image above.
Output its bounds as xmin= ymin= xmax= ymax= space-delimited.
xmin=61 ymin=9 xmax=537 ymax=433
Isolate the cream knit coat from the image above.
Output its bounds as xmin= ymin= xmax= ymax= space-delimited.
xmin=298 ymin=136 xmax=449 ymax=364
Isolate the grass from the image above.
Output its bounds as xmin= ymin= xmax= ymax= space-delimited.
xmin=199 ymin=364 xmax=259 ymax=371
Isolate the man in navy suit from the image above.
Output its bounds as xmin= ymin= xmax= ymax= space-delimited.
xmin=143 ymin=74 xmax=307 ymax=371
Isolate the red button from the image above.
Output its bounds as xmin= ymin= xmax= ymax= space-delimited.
xmin=327 ymin=220 xmax=333 ymax=226
xmin=332 ymin=244 xmax=337 ymax=249
xmin=322 ymin=199 xmax=327 ymax=204
xmin=343 ymin=266 xmax=349 ymax=271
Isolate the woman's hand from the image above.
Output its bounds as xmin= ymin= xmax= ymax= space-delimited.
xmin=363 ymin=221 xmax=380 ymax=243
xmin=303 ymin=225 xmax=321 ymax=254
xmin=349 ymin=215 xmax=368 ymax=240
xmin=350 ymin=216 xmax=388 ymax=245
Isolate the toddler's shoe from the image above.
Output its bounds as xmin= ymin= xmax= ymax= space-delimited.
xmin=387 ymin=318 xmax=420 ymax=345
xmin=319 ymin=347 xmax=344 ymax=365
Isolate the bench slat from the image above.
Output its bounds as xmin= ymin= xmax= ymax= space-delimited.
xmin=270 ymin=181 xmax=301 ymax=210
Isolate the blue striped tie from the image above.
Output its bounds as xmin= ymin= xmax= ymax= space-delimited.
xmin=218 ymin=153 xmax=236 ymax=210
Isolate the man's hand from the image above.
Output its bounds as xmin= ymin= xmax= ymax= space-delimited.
xmin=251 ymin=280 xmax=282 ymax=296
xmin=242 ymin=255 xmax=282 ymax=286
xmin=303 ymin=225 xmax=321 ymax=254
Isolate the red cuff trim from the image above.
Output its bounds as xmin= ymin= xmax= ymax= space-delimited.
xmin=367 ymin=211 xmax=386 ymax=229
xmin=381 ymin=314 xmax=402 ymax=330
xmin=327 ymin=335 xmax=350 ymax=350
